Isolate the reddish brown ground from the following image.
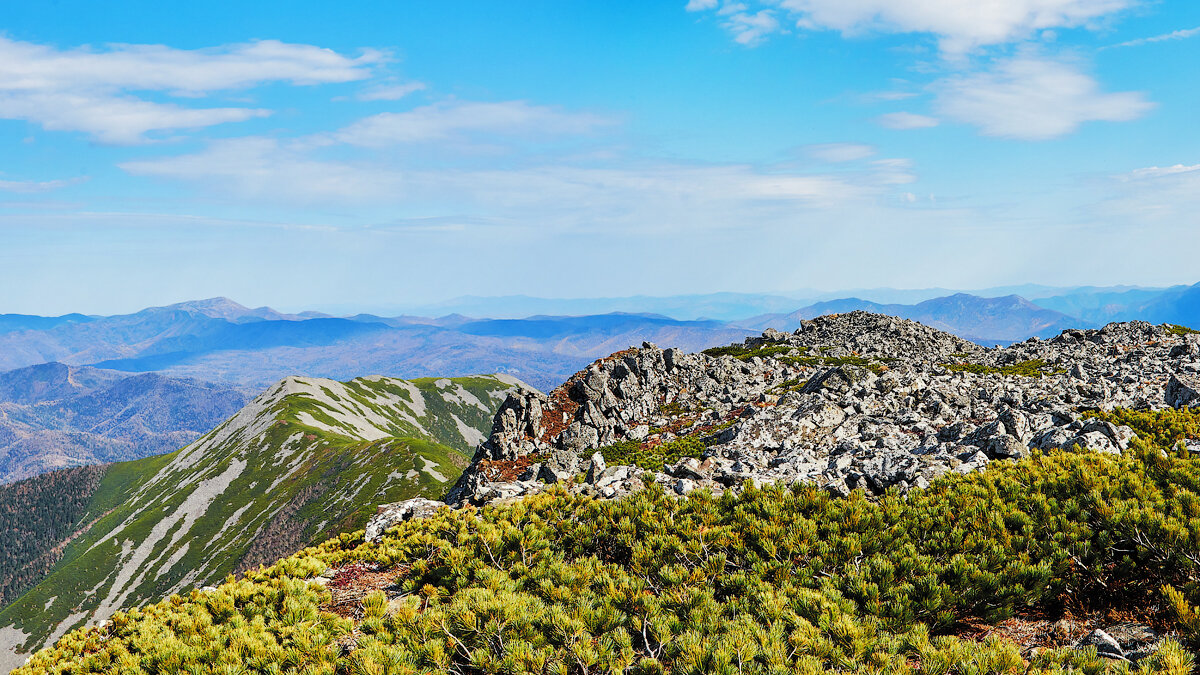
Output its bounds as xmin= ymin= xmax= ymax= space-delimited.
xmin=476 ymin=454 xmax=544 ymax=482
xmin=320 ymin=562 xmax=410 ymax=619
xmin=950 ymin=604 xmax=1173 ymax=657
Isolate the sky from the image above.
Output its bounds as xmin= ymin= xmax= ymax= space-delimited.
xmin=0 ymin=0 xmax=1198 ymax=315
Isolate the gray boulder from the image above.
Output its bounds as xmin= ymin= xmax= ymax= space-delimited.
xmin=1167 ymin=373 xmax=1200 ymax=409
xmin=365 ymin=498 xmax=445 ymax=543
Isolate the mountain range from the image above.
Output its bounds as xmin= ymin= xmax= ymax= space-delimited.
xmin=737 ymin=293 xmax=1084 ymax=344
xmin=0 ymin=363 xmax=250 ymax=483
xmin=1 ymin=284 xmax=1197 ymax=488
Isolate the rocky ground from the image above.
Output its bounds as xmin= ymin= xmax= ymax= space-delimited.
xmin=417 ymin=312 xmax=1200 ymax=510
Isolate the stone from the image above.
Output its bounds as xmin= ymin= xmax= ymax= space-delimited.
xmin=364 ymin=498 xmax=445 ymax=542
xmin=986 ymin=433 xmax=1027 ymax=459
xmin=1167 ymin=373 xmax=1200 ymax=409
xmin=586 ymin=452 xmax=607 ymax=484
xmin=1075 ymin=629 xmax=1124 ymax=660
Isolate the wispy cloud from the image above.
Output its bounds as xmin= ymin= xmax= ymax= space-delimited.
xmin=0 ymin=37 xmax=382 ymax=143
xmin=355 ymin=81 xmax=426 ymax=101
xmin=0 ymin=176 xmax=86 ymax=193
xmin=689 ymin=0 xmax=1137 ymax=53
xmin=120 ymin=119 xmax=920 ymax=234
xmin=724 ymin=10 xmax=782 ymax=45
xmin=932 ymin=55 xmax=1153 ymax=140
xmin=1105 ymin=25 xmax=1200 ymax=49
xmin=331 ymin=100 xmax=615 ymax=147
xmin=805 ymin=143 xmax=876 ymax=162
xmin=875 ymin=111 xmax=939 ymax=129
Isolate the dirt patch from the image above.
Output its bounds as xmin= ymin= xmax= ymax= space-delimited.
xmin=320 ymin=562 xmax=409 ymax=619
xmin=476 ymin=455 xmax=545 ymax=482
xmin=950 ymin=606 xmax=1176 ymax=659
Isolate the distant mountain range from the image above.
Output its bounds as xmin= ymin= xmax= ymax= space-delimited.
xmin=738 ymin=294 xmax=1084 ymax=345
xmin=385 ymin=283 xmax=1174 ymax=321
xmin=0 ymin=363 xmax=250 ymax=483
xmin=0 ymin=284 xmax=1197 ymax=487
xmin=0 ymin=298 xmax=756 ymax=392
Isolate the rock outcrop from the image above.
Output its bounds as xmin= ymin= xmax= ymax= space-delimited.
xmin=441 ymin=312 xmax=1200 ymax=509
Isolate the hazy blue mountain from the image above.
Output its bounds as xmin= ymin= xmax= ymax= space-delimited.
xmin=0 ymin=313 xmax=94 ymax=335
xmin=741 ymin=294 xmax=1086 ymax=345
xmin=3 ymin=287 xmax=1195 ymax=404
xmin=0 ymin=363 xmax=250 ymax=483
xmin=402 ymin=292 xmax=816 ymax=321
xmin=0 ymin=299 xmax=392 ymax=374
xmin=1034 ymin=283 xmax=1200 ymax=328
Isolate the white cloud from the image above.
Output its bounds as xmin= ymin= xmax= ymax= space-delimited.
xmin=1107 ymin=25 xmax=1200 ymax=49
xmin=685 ymin=0 xmax=719 ymax=10
xmin=0 ymin=92 xmax=269 ymax=145
xmin=332 ymin=100 xmax=614 ymax=147
xmin=1124 ymin=164 xmax=1200 ymax=179
xmin=933 ymin=56 xmax=1153 ymax=139
xmin=120 ymin=133 xmax=917 ymax=231
xmin=0 ymin=37 xmax=381 ymax=143
xmin=1098 ymin=162 xmax=1200 ymax=226
xmin=724 ymin=10 xmax=782 ymax=45
xmin=356 ymin=81 xmax=427 ymax=101
xmin=875 ymin=111 xmax=940 ymax=129
xmin=693 ymin=0 xmax=1136 ymax=52
xmin=806 ymin=143 xmax=875 ymax=162
xmin=0 ymin=176 xmax=83 ymax=193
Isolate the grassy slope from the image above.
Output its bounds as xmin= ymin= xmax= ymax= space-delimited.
xmin=0 ymin=374 xmax=521 ymax=665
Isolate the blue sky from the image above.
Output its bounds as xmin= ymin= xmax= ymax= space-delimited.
xmin=1 ymin=0 xmax=1198 ymax=315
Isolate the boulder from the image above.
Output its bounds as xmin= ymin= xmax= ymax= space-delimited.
xmin=1167 ymin=373 xmax=1200 ymax=409
xmin=365 ymin=498 xmax=445 ymax=542
xmin=1074 ymin=629 xmax=1124 ymax=660
xmin=586 ymin=452 xmax=607 ymax=484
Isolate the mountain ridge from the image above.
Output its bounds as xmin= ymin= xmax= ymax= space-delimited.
xmin=0 ymin=363 xmax=251 ymax=483
xmin=0 ymin=371 xmax=528 ymax=668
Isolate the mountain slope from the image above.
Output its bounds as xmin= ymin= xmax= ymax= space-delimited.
xmin=0 ymin=373 xmax=526 ymax=669
xmin=0 ymin=363 xmax=251 ymax=483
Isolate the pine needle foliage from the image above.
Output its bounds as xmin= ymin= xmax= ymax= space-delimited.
xmin=1086 ymin=408 xmax=1200 ymax=451
xmin=17 ymin=411 xmax=1200 ymax=675
xmin=942 ymin=359 xmax=1065 ymax=377
xmin=596 ymin=437 xmax=707 ymax=471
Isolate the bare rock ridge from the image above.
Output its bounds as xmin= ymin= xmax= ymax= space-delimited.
xmin=382 ymin=311 xmax=1200 ymax=518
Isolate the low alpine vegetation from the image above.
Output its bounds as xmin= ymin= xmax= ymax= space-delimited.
xmin=596 ymin=436 xmax=707 ymax=471
xmin=17 ymin=409 xmax=1200 ymax=675
xmin=942 ymin=358 xmax=1064 ymax=377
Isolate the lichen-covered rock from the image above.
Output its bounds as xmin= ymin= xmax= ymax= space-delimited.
xmin=364 ymin=498 xmax=445 ymax=542
xmin=1167 ymin=373 xmax=1200 ymax=409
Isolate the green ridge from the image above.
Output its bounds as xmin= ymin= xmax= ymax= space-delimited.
xmin=0 ymin=374 xmax=524 ymax=667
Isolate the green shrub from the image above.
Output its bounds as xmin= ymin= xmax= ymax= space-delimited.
xmin=942 ymin=358 xmax=1065 ymax=377
xmin=597 ymin=436 xmax=707 ymax=471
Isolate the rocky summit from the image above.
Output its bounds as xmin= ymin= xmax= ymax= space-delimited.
xmin=424 ymin=312 xmax=1200 ymax=511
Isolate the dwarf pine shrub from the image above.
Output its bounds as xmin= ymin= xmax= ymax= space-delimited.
xmin=16 ymin=410 xmax=1200 ymax=675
